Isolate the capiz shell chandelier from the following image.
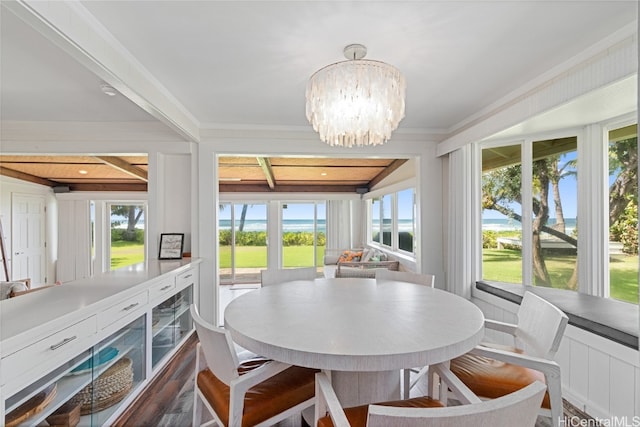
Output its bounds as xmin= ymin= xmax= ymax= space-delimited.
xmin=305 ymin=44 xmax=406 ymax=148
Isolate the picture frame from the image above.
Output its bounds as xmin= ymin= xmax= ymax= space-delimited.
xmin=158 ymin=233 xmax=184 ymax=260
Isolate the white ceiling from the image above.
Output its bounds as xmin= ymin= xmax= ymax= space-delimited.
xmin=1 ymin=1 xmax=637 ymax=140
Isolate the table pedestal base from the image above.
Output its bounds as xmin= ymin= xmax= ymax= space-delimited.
xmin=331 ymin=370 xmax=401 ymax=407
xmin=303 ymin=370 xmax=401 ymax=425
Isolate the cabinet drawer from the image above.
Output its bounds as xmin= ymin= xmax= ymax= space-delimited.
xmin=98 ymin=291 xmax=148 ymax=330
xmin=176 ymin=269 xmax=196 ymax=289
xmin=2 ymin=316 xmax=96 ymax=386
xmin=149 ymin=277 xmax=175 ymax=302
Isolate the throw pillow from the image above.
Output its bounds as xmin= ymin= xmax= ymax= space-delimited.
xmin=338 ymin=250 xmax=363 ymax=263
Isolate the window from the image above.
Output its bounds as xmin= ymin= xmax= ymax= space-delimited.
xmin=281 ymin=202 xmax=326 ymax=271
xmin=481 ymin=123 xmax=638 ymax=305
xmin=368 ymin=187 xmax=416 ymax=256
xmin=530 ymin=138 xmax=578 ymax=289
xmin=109 ymin=203 xmax=145 ymax=270
xmin=608 ymin=124 xmax=638 ymax=304
xmin=371 ymin=197 xmax=382 ymax=245
xmin=481 ymin=144 xmax=523 ymax=284
xmin=397 ymin=188 xmax=415 ymax=253
xmin=218 ymin=203 xmax=267 ymax=284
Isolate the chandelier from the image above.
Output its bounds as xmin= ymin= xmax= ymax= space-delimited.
xmin=305 ymin=44 xmax=406 ymax=148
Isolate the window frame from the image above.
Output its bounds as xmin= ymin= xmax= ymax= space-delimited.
xmin=366 ymin=184 xmax=417 ymax=258
xmin=477 ymin=112 xmax=638 ymax=304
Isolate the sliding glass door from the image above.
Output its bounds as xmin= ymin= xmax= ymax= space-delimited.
xmin=281 ymin=202 xmax=325 ymax=272
xmin=219 ymin=203 xmax=268 ymax=284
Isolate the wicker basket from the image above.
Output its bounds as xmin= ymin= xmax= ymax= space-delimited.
xmin=70 ymin=357 xmax=133 ymax=415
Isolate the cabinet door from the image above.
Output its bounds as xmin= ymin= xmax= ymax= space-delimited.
xmin=2 ymin=315 xmax=146 ymax=427
xmin=151 ymin=285 xmax=193 ymax=369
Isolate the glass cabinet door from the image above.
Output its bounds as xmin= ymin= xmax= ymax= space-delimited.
xmin=152 ymin=285 xmax=193 ymax=368
xmin=3 ymin=315 xmax=145 ymax=427
xmin=84 ymin=316 xmax=146 ymax=426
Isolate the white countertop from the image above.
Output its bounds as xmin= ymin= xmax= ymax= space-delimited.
xmin=0 ymin=258 xmax=199 ymax=354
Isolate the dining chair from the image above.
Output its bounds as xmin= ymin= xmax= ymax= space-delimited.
xmin=447 ymin=291 xmax=569 ymax=427
xmin=260 ymin=267 xmax=317 ymax=287
xmin=375 ymin=269 xmax=436 ymax=399
xmin=190 ymin=304 xmax=318 ymax=427
xmin=315 ymin=364 xmax=546 ymax=427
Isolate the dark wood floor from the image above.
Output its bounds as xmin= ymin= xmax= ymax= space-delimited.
xmin=115 ymin=332 xmax=596 ymax=427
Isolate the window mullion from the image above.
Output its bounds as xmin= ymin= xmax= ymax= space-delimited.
xmin=521 ymin=139 xmax=533 ymax=287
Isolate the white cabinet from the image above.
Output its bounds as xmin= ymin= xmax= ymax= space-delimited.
xmin=0 ymin=260 xmax=200 ymax=427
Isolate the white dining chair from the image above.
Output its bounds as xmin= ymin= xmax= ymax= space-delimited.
xmin=447 ymin=291 xmax=569 ymax=427
xmin=375 ymin=269 xmax=436 ymax=399
xmin=260 ymin=267 xmax=317 ymax=287
xmin=315 ymin=364 xmax=546 ymax=427
xmin=190 ymin=304 xmax=317 ymax=427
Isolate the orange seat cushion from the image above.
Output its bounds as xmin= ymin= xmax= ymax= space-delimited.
xmin=197 ymin=359 xmax=317 ymax=427
xmin=450 ymin=344 xmax=550 ymax=409
xmin=317 ymin=396 xmax=443 ymax=427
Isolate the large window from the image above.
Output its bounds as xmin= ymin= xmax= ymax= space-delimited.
xmin=218 ymin=203 xmax=267 ymax=284
xmin=368 ymin=187 xmax=416 ymax=256
xmin=281 ymin=202 xmax=325 ymax=271
xmin=481 ymin=144 xmax=523 ymax=284
xmin=481 ymin=123 xmax=638 ymax=305
xmin=608 ymin=124 xmax=638 ymax=304
xmin=481 ymin=138 xmax=578 ymax=290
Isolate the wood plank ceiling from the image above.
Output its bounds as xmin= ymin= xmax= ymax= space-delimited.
xmin=0 ymin=155 xmax=406 ymax=193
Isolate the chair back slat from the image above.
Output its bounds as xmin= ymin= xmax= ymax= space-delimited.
xmin=190 ymin=304 xmax=240 ymax=385
xmin=376 ymin=269 xmax=435 ymax=287
xmin=515 ymin=292 xmax=569 ymax=359
xmin=366 ymin=381 xmax=546 ymax=427
xmin=261 ymin=267 xmax=317 ymax=287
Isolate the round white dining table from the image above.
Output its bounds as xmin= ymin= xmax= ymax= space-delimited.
xmin=224 ymin=277 xmax=484 ymax=406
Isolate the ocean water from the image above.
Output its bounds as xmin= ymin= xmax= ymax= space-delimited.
xmin=219 ymin=218 xmax=578 ymax=234
xmin=219 ymin=219 xmax=416 ymax=233
xmin=483 ymin=218 xmax=577 ymax=234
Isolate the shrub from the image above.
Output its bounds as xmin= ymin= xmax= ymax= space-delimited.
xmin=610 ymin=199 xmax=638 ymax=255
xmin=482 ymin=230 xmax=498 ymax=248
xmin=111 ymin=228 xmax=144 ymax=243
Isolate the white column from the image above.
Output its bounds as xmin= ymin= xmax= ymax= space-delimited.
xmin=446 ymin=145 xmax=476 ymax=298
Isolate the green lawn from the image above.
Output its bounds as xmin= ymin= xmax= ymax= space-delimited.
xmin=483 ymin=249 xmax=639 ymax=304
xmin=111 ymin=240 xmax=145 ymax=269
xmin=219 ymin=245 xmax=325 ymax=268
xmin=111 ymin=241 xmax=638 ymax=304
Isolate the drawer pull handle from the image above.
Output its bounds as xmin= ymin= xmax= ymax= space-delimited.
xmin=160 ymin=285 xmax=172 ymax=291
xmin=182 ymin=274 xmax=192 ymax=279
xmin=50 ymin=336 xmax=77 ymax=350
xmin=122 ymin=303 xmax=139 ymax=311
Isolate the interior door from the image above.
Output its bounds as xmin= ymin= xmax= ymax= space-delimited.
xmin=11 ymin=194 xmax=46 ymax=285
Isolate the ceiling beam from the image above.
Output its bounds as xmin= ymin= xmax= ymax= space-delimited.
xmin=69 ymin=183 xmax=148 ymax=192
xmin=256 ymin=157 xmax=276 ymax=190
xmin=219 ymin=184 xmax=360 ymax=193
xmin=0 ymin=167 xmax=59 ymax=187
xmin=368 ymin=159 xmax=408 ymax=189
xmin=95 ymin=156 xmax=148 ymax=182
